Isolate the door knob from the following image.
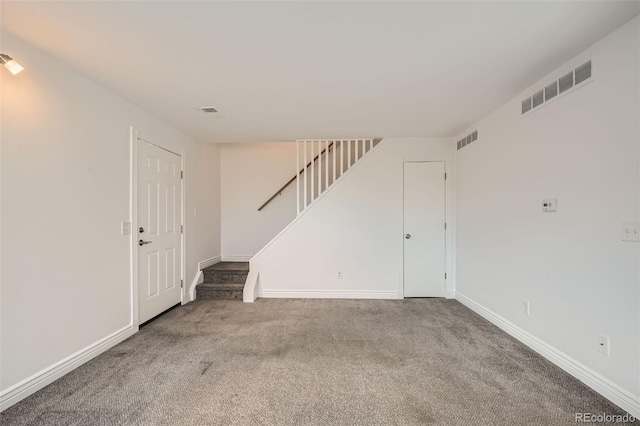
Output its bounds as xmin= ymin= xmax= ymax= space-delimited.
xmin=139 ymin=239 xmax=152 ymax=246
xmin=405 ymin=234 xmax=412 ymax=239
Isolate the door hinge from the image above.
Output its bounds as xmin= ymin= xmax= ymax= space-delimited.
xmin=181 ymin=170 xmax=183 ymax=179
xmin=444 ymin=173 xmax=447 ymax=180
xmin=445 ymin=273 xmax=447 ymax=280
xmin=444 ymin=223 xmax=447 ymax=230
xmin=181 ymin=279 xmax=183 ymax=288
xmin=181 ymin=224 xmax=183 ymax=234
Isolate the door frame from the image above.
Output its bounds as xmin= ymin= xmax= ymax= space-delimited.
xmin=400 ymin=157 xmax=454 ymax=299
xmin=130 ymin=126 xmax=185 ymax=329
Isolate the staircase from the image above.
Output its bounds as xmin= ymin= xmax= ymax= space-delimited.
xmin=225 ymin=138 xmax=382 ymax=303
xmin=196 ymin=262 xmax=249 ymax=300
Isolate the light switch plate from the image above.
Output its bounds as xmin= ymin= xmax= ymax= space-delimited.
xmin=542 ymin=199 xmax=557 ymax=212
xmin=121 ymin=222 xmax=132 ymax=235
xmin=621 ymin=221 xmax=640 ymax=242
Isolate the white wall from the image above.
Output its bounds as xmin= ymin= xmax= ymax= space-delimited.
xmin=220 ymin=142 xmax=297 ymax=259
xmin=455 ymin=17 xmax=639 ymax=413
xmin=0 ymin=32 xmax=221 ymax=402
xmin=251 ymin=138 xmax=455 ymax=299
xmin=192 ymin=143 xmax=221 ymax=262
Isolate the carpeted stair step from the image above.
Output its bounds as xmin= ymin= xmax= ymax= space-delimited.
xmin=196 ymin=282 xmax=244 ymax=300
xmin=202 ymin=262 xmax=249 ymax=284
xmin=197 ymin=262 xmax=249 ymax=301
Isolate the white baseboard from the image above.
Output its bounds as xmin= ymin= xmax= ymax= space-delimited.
xmin=222 ymin=255 xmax=252 ymax=262
xmin=198 ymin=255 xmax=221 ymax=270
xmin=259 ymin=289 xmax=399 ymax=299
xmin=455 ymin=292 xmax=640 ymax=418
xmin=0 ymin=324 xmax=137 ymax=412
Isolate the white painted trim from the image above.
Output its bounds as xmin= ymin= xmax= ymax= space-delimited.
xmin=186 ymin=256 xmax=222 ymax=302
xmin=180 ymin=148 xmax=186 ymax=305
xmin=132 ymin=132 xmax=185 ymax=316
xmin=130 ymin=127 xmax=139 ymax=326
xmin=402 ymin=160 xmax=448 ymax=298
xmin=0 ymin=324 xmax=136 ymax=412
xmin=251 ymin=138 xmax=385 ymax=263
xmin=243 ymin=270 xmax=259 ymax=303
xmin=199 ymin=255 xmax=221 ymax=270
xmin=259 ymin=289 xmax=400 ymax=299
xmin=186 ymin=270 xmax=203 ymax=303
xmin=222 ymin=255 xmax=252 ymax=262
xmin=450 ymin=150 xmax=458 ymax=298
xmin=456 ymin=292 xmax=640 ymax=418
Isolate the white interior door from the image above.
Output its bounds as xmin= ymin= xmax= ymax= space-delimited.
xmin=137 ymin=139 xmax=182 ymax=324
xmin=403 ymin=161 xmax=446 ymax=297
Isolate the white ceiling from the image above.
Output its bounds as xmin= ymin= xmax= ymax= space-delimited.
xmin=1 ymin=1 xmax=638 ymax=143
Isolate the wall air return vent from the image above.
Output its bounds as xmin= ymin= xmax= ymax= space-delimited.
xmin=199 ymin=106 xmax=218 ymax=113
xmin=532 ymin=89 xmax=544 ymax=108
xmin=545 ymin=81 xmax=558 ymax=101
xmin=558 ymin=72 xmax=574 ymax=94
xmin=456 ymin=130 xmax=478 ymax=151
xmin=521 ymin=60 xmax=592 ymax=116
xmin=574 ymin=60 xmax=592 ymax=85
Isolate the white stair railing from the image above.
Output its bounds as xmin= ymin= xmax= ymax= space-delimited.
xmin=296 ymin=139 xmax=376 ymax=215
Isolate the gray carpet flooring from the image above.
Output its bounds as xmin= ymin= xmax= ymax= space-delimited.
xmin=1 ymin=299 xmax=634 ymax=425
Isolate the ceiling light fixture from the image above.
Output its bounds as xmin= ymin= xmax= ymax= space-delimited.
xmin=0 ymin=53 xmax=24 ymax=75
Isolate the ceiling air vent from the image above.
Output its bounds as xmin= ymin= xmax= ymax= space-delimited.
xmin=457 ymin=130 xmax=478 ymax=151
xmin=199 ymin=106 xmax=218 ymax=113
xmin=521 ymin=60 xmax=592 ymax=116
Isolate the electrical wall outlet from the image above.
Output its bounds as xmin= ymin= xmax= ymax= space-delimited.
xmin=121 ymin=222 xmax=131 ymax=235
xmin=522 ymin=301 xmax=530 ymax=316
xmin=597 ymin=333 xmax=610 ymax=356
xmin=621 ymin=221 xmax=640 ymax=242
xmin=337 ymin=271 xmax=343 ymax=279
